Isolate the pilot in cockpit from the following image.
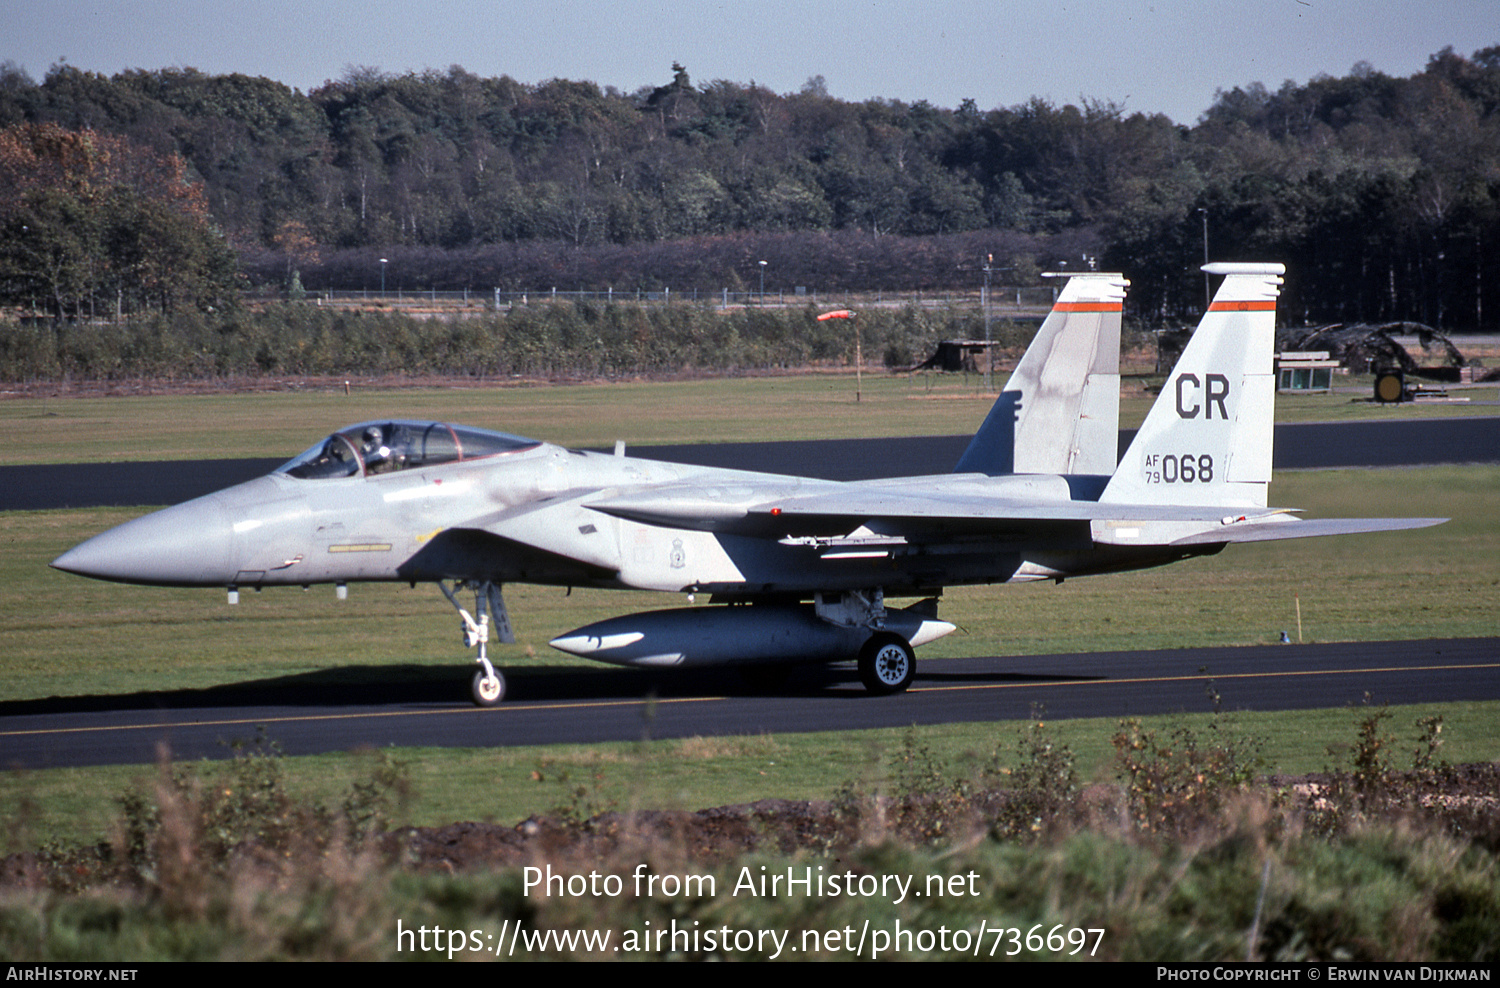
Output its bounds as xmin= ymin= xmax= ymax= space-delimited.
xmin=361 ymin=424 xmax=409 ymax=474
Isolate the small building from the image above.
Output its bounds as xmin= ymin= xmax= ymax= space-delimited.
xmin=1276 ymin=351 xmax=1340 ymax=393
xmin=911 ymin=339 xmax=998 ymax=373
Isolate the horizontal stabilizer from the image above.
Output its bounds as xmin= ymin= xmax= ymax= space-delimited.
xmin=1168 ymin=516 xmax=1447 ymax=546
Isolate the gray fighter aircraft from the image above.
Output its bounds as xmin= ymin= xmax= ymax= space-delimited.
xmin=52 ymin=263 xmax=1443 ymax=704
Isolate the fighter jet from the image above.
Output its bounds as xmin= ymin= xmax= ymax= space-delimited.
xmin=52 ymin=263 xmax=1443 ymax=704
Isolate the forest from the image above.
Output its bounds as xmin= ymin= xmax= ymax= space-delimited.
xmin=0 ymin=47 xmax=1497 ymax=329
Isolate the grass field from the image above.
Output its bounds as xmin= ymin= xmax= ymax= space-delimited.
xmin=4 ymin=371 xmax=1496 ymax=465
xmin=2 ymin=378 xmax=1497 ymax=848
xmin=6 ymin=701 xmax=1499 ymax=850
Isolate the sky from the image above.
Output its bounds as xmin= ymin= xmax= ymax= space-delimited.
xmin=3 ymin=0 xmax=1495 ymax=124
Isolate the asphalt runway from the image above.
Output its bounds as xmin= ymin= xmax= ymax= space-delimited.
xmin=5 ymin=417 xmax=1500 ymax=510
xmin=2 ymin=638 xmax=1497 ymax=769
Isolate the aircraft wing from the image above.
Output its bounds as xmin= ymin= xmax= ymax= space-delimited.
xmin=584 ymin=485 xmax=1236 ymax=534
xmin=585 ymin=485 xmax=1444 ymax=545
xmin=745 ymin=490 xmax=1270 ymax=525
xmin=745 ymin=494 xmax=1444 ymax=545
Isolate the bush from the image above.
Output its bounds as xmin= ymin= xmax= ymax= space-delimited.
xmin=0 ymin=301 xmax=1035 ymax=381
xmin=1112 ymin=714 xmax=1264 ymax=837
xmin=5 ymin=716 xmax=1500 ymax=960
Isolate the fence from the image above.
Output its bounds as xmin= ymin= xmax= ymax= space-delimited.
xmin=243 ymin=285 xmax=1061 ymax=315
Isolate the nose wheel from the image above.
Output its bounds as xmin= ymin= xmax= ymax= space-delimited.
xmin=472 ymin=668 xmax=505 ymax=706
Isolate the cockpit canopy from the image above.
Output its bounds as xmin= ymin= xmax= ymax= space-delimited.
xmin=278 ymin=420 xmax=542 ymax=480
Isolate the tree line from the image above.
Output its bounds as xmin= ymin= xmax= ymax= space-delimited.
xmin=0 ymin=122 xmax=239 ymax=319
xmin=0 ymin=47 xmax=1497 ymax=328
xmin=0 ymin=299 xmax=1027 ymax=382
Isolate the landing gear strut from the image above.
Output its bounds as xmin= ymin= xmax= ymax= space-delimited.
xmin=439 ymin=580 xmax=514 ymax=706
xmin=816 ymin=588 xmax=920 ymax=696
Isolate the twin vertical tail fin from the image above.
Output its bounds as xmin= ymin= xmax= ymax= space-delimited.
xmin=956 ymin=272 xmax=1127 ymax=477
xmin=1102 ymin=263 xmax=1284 ymax=509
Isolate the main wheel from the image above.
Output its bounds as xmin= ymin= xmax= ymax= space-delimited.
xmin=471 ymin=668 xmax=506 ymax=706
xmin=858 ymin=633 xmax=915 ymax=695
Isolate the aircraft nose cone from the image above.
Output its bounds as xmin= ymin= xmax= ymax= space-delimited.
xmin=51 ymin=495 xmax=238 ymax=586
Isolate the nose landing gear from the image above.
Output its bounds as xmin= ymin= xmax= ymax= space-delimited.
xmin=439 ymin=580 xmax=514 ymax=706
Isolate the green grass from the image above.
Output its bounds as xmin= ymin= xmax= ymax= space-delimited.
xmin=6 ymin=373 xmax=1495 ymax=464
xmin=6 ymin=700 xmax=1498 ymax=850
xmin=5 ymin=376 xmax=997 ymax=464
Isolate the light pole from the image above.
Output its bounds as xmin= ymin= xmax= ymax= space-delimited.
xmin=380 ymin=257 xmax=388 ymax=298
xmin=1197 ymin=209 xmax=1210 ymax=311
xmin=758 ymin=260 xmax=767 ymax=304
xmin=982 ymin=253 xmax=993 ymax=392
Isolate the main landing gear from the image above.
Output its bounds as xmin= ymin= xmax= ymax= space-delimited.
xmin=439 ymin=580 xmax=514 ymax=707
xmin=858 ymin=632 xmax=916 ymax=695
xmin=816 ymin=588 xmax=919 ymax=696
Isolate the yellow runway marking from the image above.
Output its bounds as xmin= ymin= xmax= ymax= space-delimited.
xmin=0 ymin=695 xmax=729 ymax=739
xmin=4 ymin=661 xmax=1495 ymax=742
